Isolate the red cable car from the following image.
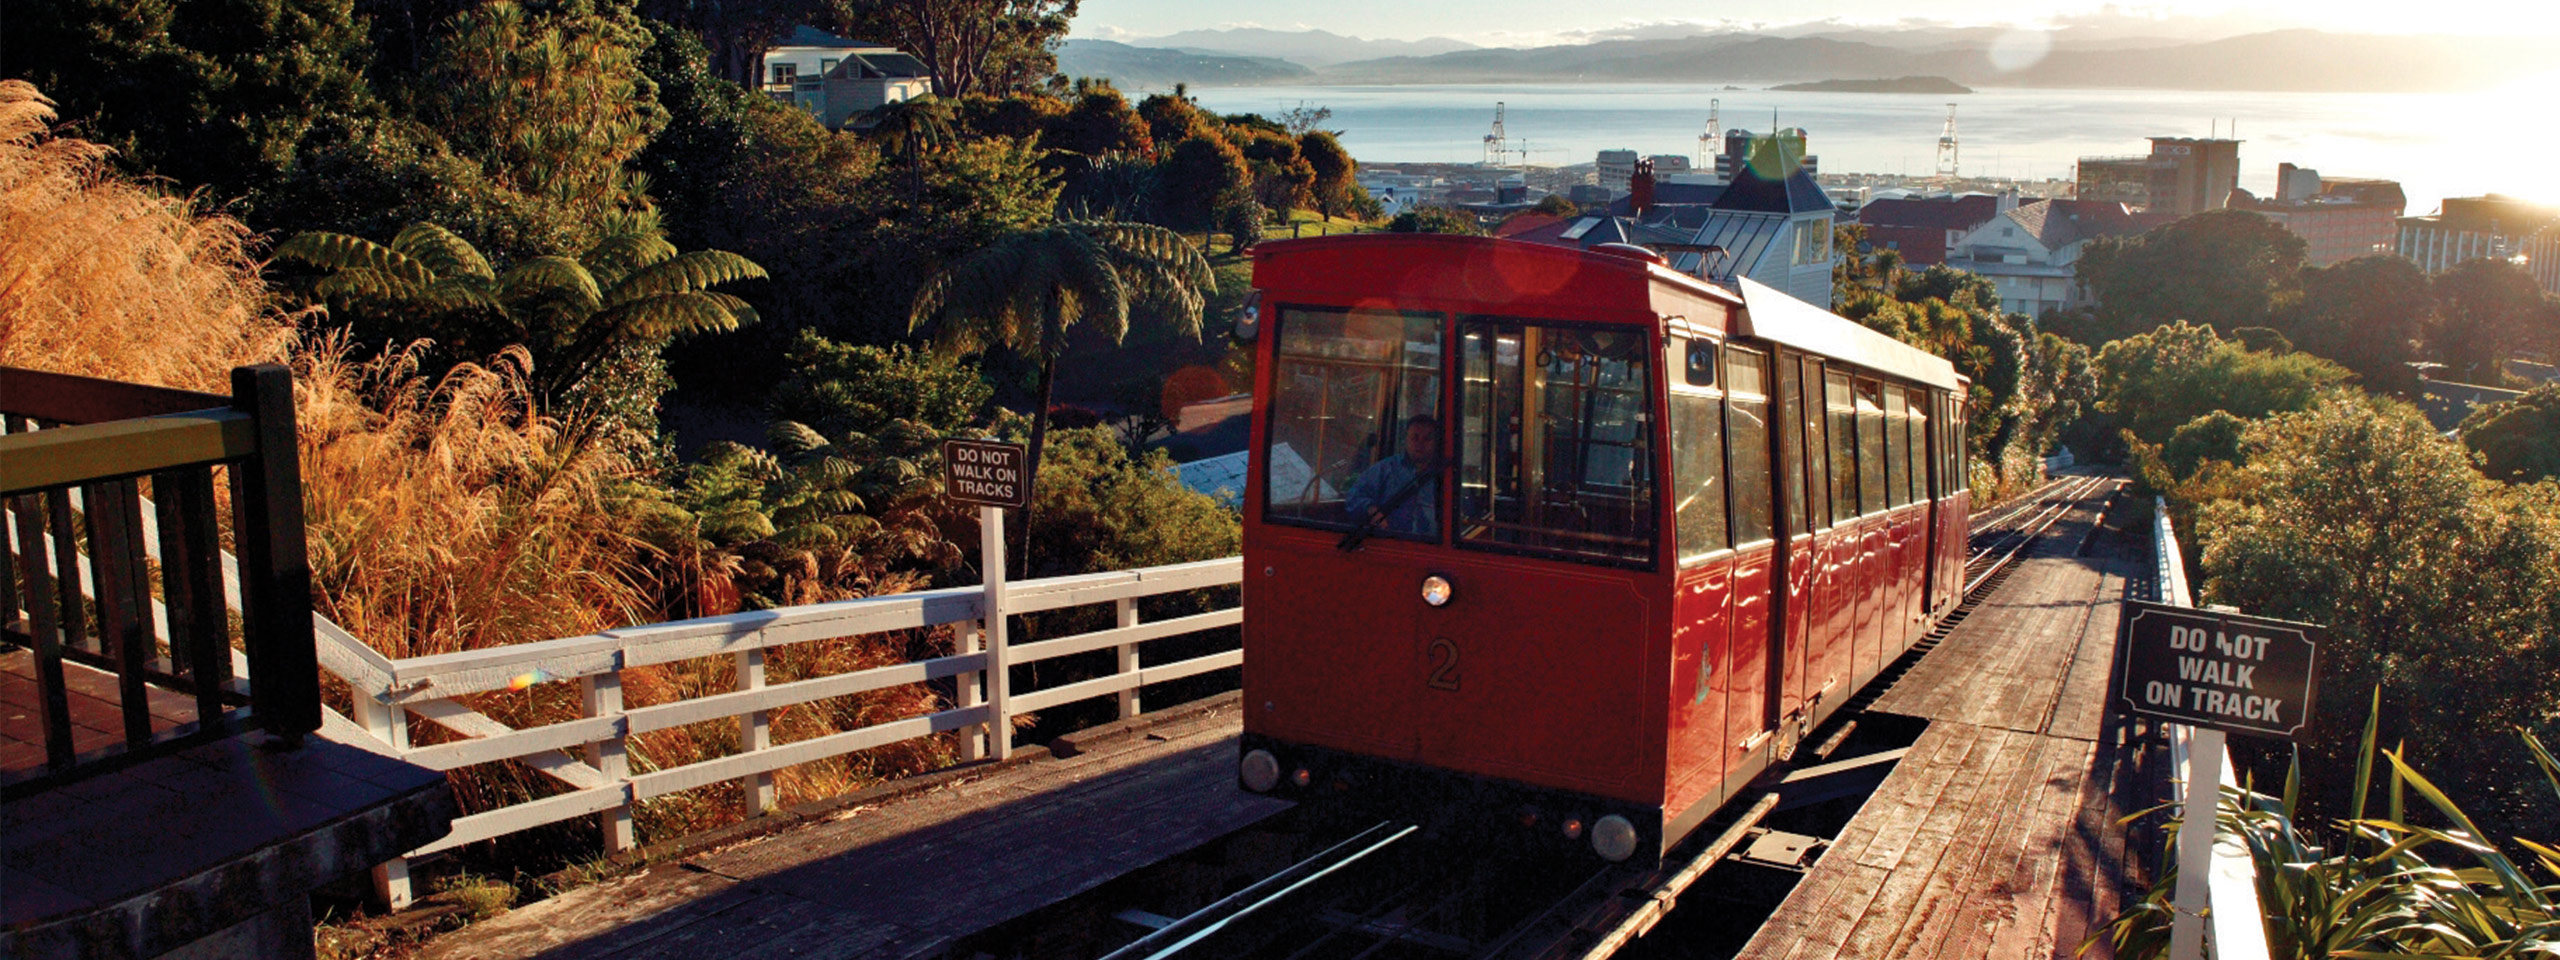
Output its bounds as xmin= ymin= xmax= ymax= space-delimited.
xmin=1235 ymin=234 xmax=1969 ymax=865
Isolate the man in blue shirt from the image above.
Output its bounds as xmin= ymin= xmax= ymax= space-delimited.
xmin=1344 ymin=415 xmax=1441 ymax=538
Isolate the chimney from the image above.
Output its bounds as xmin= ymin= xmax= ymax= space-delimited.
xmin=1630 ymin=158 xmax=1657 ymax=218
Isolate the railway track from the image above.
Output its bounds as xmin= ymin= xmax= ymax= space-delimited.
xmin=945 ymin=472 xmax=2122 ymax=960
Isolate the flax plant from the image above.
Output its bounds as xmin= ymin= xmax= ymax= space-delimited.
xmin=2092 ymin=692 xmax=2560 ymax=958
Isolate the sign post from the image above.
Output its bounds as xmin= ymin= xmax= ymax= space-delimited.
xmin=2119 ymin=600 xmax=2321 ymax=960
xmin=944 ymin=439 xmax=1030 ymax=762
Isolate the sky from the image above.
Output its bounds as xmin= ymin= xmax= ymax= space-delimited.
xmin=1072 ymin=0 xmax=2560 ymax=47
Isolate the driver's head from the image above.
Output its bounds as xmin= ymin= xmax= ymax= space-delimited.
xmin=1403 ymin=415 xmax=1440 ymax=462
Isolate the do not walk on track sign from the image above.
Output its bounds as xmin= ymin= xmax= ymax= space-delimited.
xmin=2118 ymin=600 xmax=2322 ymax=741
xmin=944 ymin=438 xmax=1029 ymax=510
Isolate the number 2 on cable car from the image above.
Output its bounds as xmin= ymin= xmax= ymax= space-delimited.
xmin=1426 ymin=637 xmax=1462 ymax=691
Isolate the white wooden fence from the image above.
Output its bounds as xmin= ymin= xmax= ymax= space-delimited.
xmin=2152 ymin=498 xmax=2272 ymax=960
xmin=324 ymin=553 xmax=1243 ymax=906
xmin=15 ymin=484 xmax=1247 ymax=908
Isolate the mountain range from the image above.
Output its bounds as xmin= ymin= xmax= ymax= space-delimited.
xmin=1055 ymin=27 xmax=2546 ymax=93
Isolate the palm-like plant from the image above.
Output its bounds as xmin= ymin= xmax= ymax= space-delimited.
xmin=865 ymin=95 xmax=957 ymax=203
xmin=277 ymin=216 xmax=765 ymax=409
xmin=909 ymin=221 xmax=1215 ymax=577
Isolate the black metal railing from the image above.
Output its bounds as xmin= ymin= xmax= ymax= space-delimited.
xmin=0 ymin=364 xmax=318 ymax=798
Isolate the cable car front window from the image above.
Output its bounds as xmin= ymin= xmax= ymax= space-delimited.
xmin=1262 ymin=306 xmax=1444 ymax=539
xmin=1456 ymin=318 xmax=1656 ymax=567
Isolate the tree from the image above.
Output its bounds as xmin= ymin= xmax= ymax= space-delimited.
xmin=2093 ymin=320 xmax=2352 ymax=447
xmin=1136 ymin=91 xmax=1212 ymax=149
xmin=2458 ymin=383 xmax=2560 ymax=484
xmin=1298 ymin=131 xmax=1358 ymax=220
xmin=1154 ymin=134 xmax=1250 ymax=230
xmin=1277 ymin=102 xmax=1333 ymax=136
xmin=2074 ymin=209 xmax=2307 ymax=343
xmin=277 ymin=217 xmax=765 ymax=426
xmin=2433 ymin=257 xmax=2553 ymax=383
xmin=419 ymin=0 xmax=667 ymax=234
xmin=2199 ymin=395 xmax=2560 ymax=839
xmin=0 ymin=0 xmax=380 ymax=205
xmin=635 ymin=0 xmax=832 ymax=88
xmin=841 ymin=0 xmax=1078 ymax=99
xmin=908 ymin=221 xmax=1214 ymax=577
xmin=767 ymin=331 xmax=992 ymax=438
xmin=1386 ymin=207 xmax=1484 ymax=235
xmin=2282 ymin=254 xmax=2431 ymax=394
xmin=1048 ymin=80 xmax=1152 ymax=160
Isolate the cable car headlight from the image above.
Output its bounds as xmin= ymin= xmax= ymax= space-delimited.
xmin=1592 ymin=815 xmax=1640 ymax=862
xmin=1240 ymin=749 xmax=1280 ymax=793
xmin=1421 ymin=575 xmax=1454 ymax=607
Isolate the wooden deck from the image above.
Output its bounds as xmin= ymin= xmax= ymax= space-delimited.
xmin=1736 ymin=482 xmax=2153 ymax=960
xmin=0 ymin=648 xmax=200 ymax=783
xmin=423 ymin=695 xmax=1289 ymax=960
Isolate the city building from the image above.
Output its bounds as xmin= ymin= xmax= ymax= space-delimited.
xmin=760 ymin=27 xmax=933 ymax=129
xmin=1852 ymin=192 xmax=2016 ymax=266
xmin=1595 ymin=149 xmax=1639 ymax=197
xmin=1664 ymin=135 xmax=1838 ymax=308
xmin=2075 ymin=137 xmax=2241 ymax=218
xmin=2398 ymin=194 xmax=2560 ymax=295
xmin=1713 ymin=128 xmax=1818 ymax=180
xmin=2227 ymin=164 xmax=2405 ymax=266
xmin=1941 ymin=199 xmax=2170 ymax=319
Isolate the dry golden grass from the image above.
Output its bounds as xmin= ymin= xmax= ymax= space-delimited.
xmin=1 ymin=77 xmax=959 ymax=869
xmin=0 ymin=80 xmax=294 ymax=388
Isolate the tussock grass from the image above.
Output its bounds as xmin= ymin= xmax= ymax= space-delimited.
xmin=0 ymin=81 xmax=956 ymax=877
xmin=0 ymin=81 xmax=294 ymax=387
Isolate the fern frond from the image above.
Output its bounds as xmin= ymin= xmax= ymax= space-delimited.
xmin=606 ymin=250 xmax=766 ymax=305
xmin=768 ymin=420 xmax=830 ymax=458
xmin=596 ymin=291 xmax=753 ymax=340
xmin=390 ymin=223 xmax=494 ymax=281
xmin=277 ymin=232 xmax=434 ymax=287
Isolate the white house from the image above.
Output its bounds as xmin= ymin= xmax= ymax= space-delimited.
xmin=1666 ymin=136 xmax=1838 ymax=308
xmin=761 ymin=27 xmax=933 ymax=129
xmin=1940 ymin=199 xmax=2165 ymax=319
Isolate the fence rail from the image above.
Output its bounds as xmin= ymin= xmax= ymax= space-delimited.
xmin=334 ymin=553 xmax=1244 ymax=903
xmin=0 ymin=364 xmax=317 ymax=799
xmin=2152 ymin=498 xmax=2272 ymax=960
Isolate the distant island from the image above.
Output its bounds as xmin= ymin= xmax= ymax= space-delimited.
xmin=1771 ymin=76 xmax=1973 ymax=94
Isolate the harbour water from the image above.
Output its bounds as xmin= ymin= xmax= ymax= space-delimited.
xmin=1187 ymin=80 xmax=2560 ymax=215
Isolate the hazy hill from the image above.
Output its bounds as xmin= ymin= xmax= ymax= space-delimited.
xmin=1056 ymin=39 xmax=1314 ymax=89
xmin=1132 ymin=27 xmax=1475 ymax=67
xmin=1315 ymin=30 xmax=2545 ymax=92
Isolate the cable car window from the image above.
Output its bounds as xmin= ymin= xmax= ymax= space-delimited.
xmin=1457 ymin=318 xmax=1656 ymax=567
xmin=1727 ymin=347 xmax=1773 ymax=546
xmin=1954 ymin=397 xmax=1970 ymax=493
xmin=1857 ymin=379 xmax=1886 ymax=515
xmin=1263 ymin=306 xmax=1444 ymax=540
xmin=1776 ymin=354 xmax=1808 ymax=537
xmin=1669 ymin=339 xmax=1727 ymax=564
xmin=1907 ymin=391 xmax=1929 ymax=504
xmin=1825 ymin=370 xmax=1857 ymax=523
xmin=1802 ymin=357 xmax=1830 ymax=531
xmin=1883 ymin=383 xmax=1910 ymax=510
xmin=1684 ymin=339 xmax=1720 ymax=388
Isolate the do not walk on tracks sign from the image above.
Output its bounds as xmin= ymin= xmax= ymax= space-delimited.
xmin=943 ymin=438 xmax=1029 ymax=510
xmin=2118 ymin=600 xmax=2322 ymax=740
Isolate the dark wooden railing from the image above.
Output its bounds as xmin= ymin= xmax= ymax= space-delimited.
xmin=0 ymin=364 xmax=318 ymax=798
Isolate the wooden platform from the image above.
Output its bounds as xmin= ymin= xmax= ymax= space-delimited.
xmin=424 ymin=696 xmax=1291 ymax=960
xmin=1738 ymin=483 xmax=2153 ymax=960
xmin=0 ymin=647 xmax=201 ymax=782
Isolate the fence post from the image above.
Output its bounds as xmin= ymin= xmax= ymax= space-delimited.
xmin=981 ymin=505 xmax=1011 ymax=761
xmin=736 ymin=649 xmax=774 ymax=816
xmin=1116 ymin=597 xmax=1141 ymax=720
xmin=231 ymin=363 xmax=319 ymax=741
xmin=352 ymin=693 xmax=414 ymax=908
xmin=582 ymin=669 xmax=635 ymax=853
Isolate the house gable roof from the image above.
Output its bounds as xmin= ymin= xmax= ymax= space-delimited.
xmin=1712 ymin=163 xmax=1832 ymax=215
xmin=777 ymin=26 xmax=870 ymax=48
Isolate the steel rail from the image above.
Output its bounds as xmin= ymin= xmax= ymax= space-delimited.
xmin=1098 ymin=821 xmax=1418 ymax=960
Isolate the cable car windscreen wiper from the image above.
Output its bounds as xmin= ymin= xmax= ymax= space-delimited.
xmin=1336 ymin=463 xmax=1442 ymax=552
